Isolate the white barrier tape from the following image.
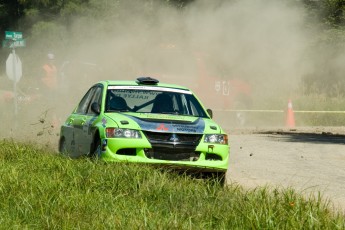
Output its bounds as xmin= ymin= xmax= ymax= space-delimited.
xmin=214 ymin=109 xmax=284 ymax=113
xmin=214 ymin=109 xmax=345 ymax=114
xmin=294 ymin=111 xmax=345 ymax=114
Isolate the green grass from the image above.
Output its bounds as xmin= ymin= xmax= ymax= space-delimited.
xmin=0 ymin=140 xmax=344 ymax=229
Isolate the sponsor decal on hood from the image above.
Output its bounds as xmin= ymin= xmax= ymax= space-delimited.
xmin=124 ymin=115 xmax=205 ymax=134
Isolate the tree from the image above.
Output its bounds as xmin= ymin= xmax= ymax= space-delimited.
xmin=0 ymin=0 xmax=24 ymax=31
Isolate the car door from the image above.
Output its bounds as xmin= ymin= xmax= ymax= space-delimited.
xmin=72 ymin=87 xmax=96 ymax=157
xmin=80 ymin=85 xmax=103 ymax=155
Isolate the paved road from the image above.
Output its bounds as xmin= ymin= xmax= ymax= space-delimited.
xmin=227 ymin=129 xmax=345 ymax=211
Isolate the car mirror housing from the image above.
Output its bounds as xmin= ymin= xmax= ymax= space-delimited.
xmin=91 ymin=102 xmax=101 ymax=114
xmin=207 ymin=109 xmax=213 ymax=118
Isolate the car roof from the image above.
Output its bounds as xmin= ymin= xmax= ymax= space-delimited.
xmin=99 ymin=79 xmax=190 ymax=91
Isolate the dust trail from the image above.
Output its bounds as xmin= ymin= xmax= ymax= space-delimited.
xmin=0 ymin=0 xmax=337 ymax=140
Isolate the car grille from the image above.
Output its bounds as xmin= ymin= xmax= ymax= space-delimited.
xmin=143 ymin=131 xmax=202 ymax=161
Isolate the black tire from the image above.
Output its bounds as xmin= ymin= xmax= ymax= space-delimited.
xmin=207 ymin=172 xmax=226 ymax=186
xmin=90 ymin=137 xmax=101 ymax=158
xmin=59 ymin=138 xmax=68 ymax=156
xmin=191 ymin=171 xmax=227 ymax=187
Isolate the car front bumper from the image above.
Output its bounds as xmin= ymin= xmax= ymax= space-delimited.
xmin=100 ymin=137 xmax=230 ymax=172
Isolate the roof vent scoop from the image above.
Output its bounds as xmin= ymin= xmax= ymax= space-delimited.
xmin=136 ymin=77 xmax=159 ymax=85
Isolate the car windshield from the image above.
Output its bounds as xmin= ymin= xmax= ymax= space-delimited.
xmin=105 ymin=86 xmax=208 ymax=117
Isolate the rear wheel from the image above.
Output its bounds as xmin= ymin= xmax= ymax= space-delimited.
xmin=59 ymin=138 xmax=68 ymax=156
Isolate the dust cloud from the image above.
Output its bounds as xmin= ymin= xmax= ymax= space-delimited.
xmin=0 ymin=0 xmax=337 ymax=142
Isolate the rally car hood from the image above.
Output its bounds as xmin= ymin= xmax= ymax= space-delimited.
xmin=104 ymin=112 xmax=221 ymax=134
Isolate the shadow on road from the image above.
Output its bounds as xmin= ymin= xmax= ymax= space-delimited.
xmin=257 ymin=131 xmax=345 ymax=145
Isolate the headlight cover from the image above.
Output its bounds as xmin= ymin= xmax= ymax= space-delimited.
xmin=106 ymin=128 xmax=142 ymax=138
xmin=204 ymin=134 xmax=228 ymax=145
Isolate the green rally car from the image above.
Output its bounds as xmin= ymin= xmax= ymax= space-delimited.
xmin=59 ymin=77 xmax=229 ymax=175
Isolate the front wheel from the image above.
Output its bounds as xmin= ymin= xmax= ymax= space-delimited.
xmin=191 ymin=171 xmax=227 ymax=187
xmin=90 ymin=137 xmax=101 ymax=158
xmin=206 ymin=172 xmax=226 ymax=186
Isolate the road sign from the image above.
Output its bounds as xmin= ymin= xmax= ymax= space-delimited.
xmin=2 ymin=39 xmax=26 ymax=48
xmin=5 ymin=31 xmax=23 ymax=40
xmin=6 ymin=53 xmax=22 ymax=83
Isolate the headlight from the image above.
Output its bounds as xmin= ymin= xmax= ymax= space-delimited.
xmin=106 ymin=128 xmax=142 ymax=138
xmin=204 ymin=134 xmax=228 ymax=145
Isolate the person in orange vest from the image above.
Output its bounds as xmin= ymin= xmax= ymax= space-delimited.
xmin=40 ymin=53 xmax=60 ymax=129
xmin=41 ymin=53 xmax=58 ymax=91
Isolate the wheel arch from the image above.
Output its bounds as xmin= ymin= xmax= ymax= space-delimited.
xmin=90 ymin=129 xmax=101 ymax=154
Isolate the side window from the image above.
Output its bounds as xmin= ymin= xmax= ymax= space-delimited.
xmin=75 ymin=87 xmax=96 ymax=114
xmin=87 ymin=86 xmax=103 ymax=115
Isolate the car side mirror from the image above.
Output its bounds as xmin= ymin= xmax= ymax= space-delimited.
xmin=207 ymin=109 xmax=213 ymax=118
xmin=91 ymin=102 xmax=100 ymax=115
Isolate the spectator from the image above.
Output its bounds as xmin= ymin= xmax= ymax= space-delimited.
xmin=40 ymin=53 xmax=60 ymax=128
xmin=41 ymin=53 xmax=58 ymax=91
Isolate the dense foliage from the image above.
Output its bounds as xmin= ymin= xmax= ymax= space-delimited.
xmin=1 ymin=0 xmax=345 ymax=32
xmin=0 ymin=0 xmax=192 ymax=32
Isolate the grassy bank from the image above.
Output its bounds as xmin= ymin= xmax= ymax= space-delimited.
xmin=0 ymin=140 xmax=344 ymax=229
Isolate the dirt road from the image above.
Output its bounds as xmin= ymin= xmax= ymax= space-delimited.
xmin=227 ymin=127 xmax=345 ymax=211
xmin=2 ymin=120 xmax=345 ymax=211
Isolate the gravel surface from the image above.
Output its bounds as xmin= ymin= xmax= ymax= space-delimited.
xmin=227 ymin=127 xmax=345 ymax=211
xmin=3 ymin=123 xmax=345 ymax=211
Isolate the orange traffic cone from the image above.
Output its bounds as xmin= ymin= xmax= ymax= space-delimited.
xmin=286 ymin=99 xmax=295 ymax=128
